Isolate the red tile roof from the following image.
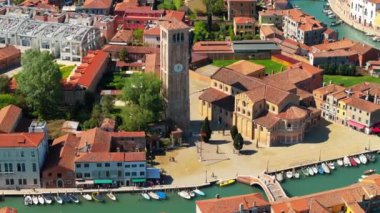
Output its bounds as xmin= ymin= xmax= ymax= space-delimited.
xmin=83 ymin=0 xmax=112 ymax=9
xmin=111 ymin=131 xmax=145 ymax=137
xmin=196 ymin=193 xmax=269 ymax=213
xmin=102 ymin=44 xmax=159 ymax=54
xmin=0 ymin=132 xmax=45 ymax=148
xmin=0 ymin=105 xmax=22 ymax=133
xmin=211 ymin=68 xmax=265 ymax=91
xmin=164 ymin=10 xmax=185 ymax=21
xmin=0 ymin=207 xmax=17 ymax=213
xmin=76 ymin=151 xmax=146 ymax=162
xmin=114 ymin=0 xmax=138 ymax=11
xmin=192 ymin=41 xmax=234 ymax=54
xmin=199 ymin=88 xmax=235 ymax=111
xmin=277 ymin=106 xmax=308 ymax=120
xmin=226 ymin=60 xmax=264 ymax=75
xmin=254 ymin=112 xmax=281 ymax=128
xmin=160 ymin=18 xmax=189 ymax=30
xmin=345 ymin=97 xmax=380 ymax=113
xmin=110 ymin=30 xmax=133 ymax=43
xmin=0 ymin=45 xmax=20 ymax=61
xmin=233 ymin=16 xmax=256 ymax=24
xmin=143 ymin=27 xmax=160 ymax=36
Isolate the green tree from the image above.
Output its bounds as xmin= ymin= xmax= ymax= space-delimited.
xmin=233 ymin=133 xmax=244 ymax=153
xmin=194 ymin=21 xmax=209 ymax=42
xmin=16 ymin=49 xmax=63 ymax=119
xmin=100 ymin=95 xmax=114 ymax=116
xmin=133 ymin=29 xmax=143 ymax=41
xmin=230 ymin=125 xmax=238 ymax=140
xmin=0 ymin=75 xmax=10 ymax=93
xmin=120 ymin=104 xmax=154 ymax=131
xmin=118 ymin=48 xmax=127 ymax=61
xmin=0 ymin=94 xmax=22 ymax=109
xmin=200 ymin=117 xmax=212 ymax=142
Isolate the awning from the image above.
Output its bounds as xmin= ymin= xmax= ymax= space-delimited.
xmin=132 ymin=178 xmax=146 ymax=183
xmin=94 ymin=179 xmax=113 ymax=184
xmin=147 ymin=168 xmax=161 ymax=179
xmin=371 ymin=127 xmax=380 ymax=133
xmin=75 ymin=180 xmax=94 ymax=185
xmin=347 ymin=120 xmax=366 ymax=129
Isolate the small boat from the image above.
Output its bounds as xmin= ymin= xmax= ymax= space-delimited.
xmin=343 ymin=156 xmax=351 ymax=166
xmin=362 ymin=175 xmax=368 ymax=178
xmin=156 ymin=191 xmax=167 ymax=199
xmin=61 ymin=194 xmax=71 ymax=203
xmin=359 ymin=154 xmax=367 ymax=164
xmin=92 ymin=192 xmax=105 ymax=202
xmin=106 ymin=192 xmax=117 ymax=201
xmin=69 ymin=194 xmax=80 ymax=203
xmin=148 ymin=192 xmax=160 ymax=200
xmin=276 ymin=173 xmax=283 ymax=182
xmin=318 ymin=165 xmax=324 ymax=175
xmin=327 ymin=11 xmax=333 ymax=15
xmin=54 ymin=194 xmax=63 ymax=204
xmin=323 ymin=9 xmax=330 ymax=13
xmin=301 ymin=168 xmax=309 ymax=176
xmin=350 ymin=157 xmax=358 ymax=166
xmin=141 ymin=193 xmax=150 ymax=200
xmin=293 ymin=170 xmax=300 ymax=179
xmin=178 ymin=191 xmax=191 ymax=200
xmin=44 ymin=195 xmax=53 ymax=204
xmin=312 ymin=166 xmax=318 ymax=174
xmin=286 ymin=171 xmax=293 ymax=179
xmin=364 ymin=169 xmax=376 ymax=175
xmin=328 ymin=14 xmax=336 ymax=19
xmin=328 ymin=162 xmax=336 ymax=170
xmin=353 ymin=156 xmax=361 ymax=165
xmin=24 ymin=195 xmax=33 ymax=206
xmin=308 ymin=167 xmax=314 ymax=176
xmin=330 ymin=20 xmax=342 ymax=26
xmin=219 ymin=179 xmax=235 ymax=187
xmin=337 ymin=159 xmax=344 ymax=166
xmin=367 ymin=154 xmax=376 ymax=162
xmin=38 ymin=195 xmax=45 ymax=205
xmin=321 ymin=163 xmax=330 ymax=174
xmin=358 ymin=178 xmax=363 ymax=182
xmin=32 ymin=195 xmax=39 ymax=205
xmin=193 ymin=189 xmax=205 ymax=196
xmin=189 ymin=191 xmax=196 ymax=197
xmin=82 ymin=193 xmax=92 ymax=201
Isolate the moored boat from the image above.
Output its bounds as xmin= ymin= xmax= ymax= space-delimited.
xmin=61 ymin=194 xmax=71 ymax=203
xmin=148 ymin=192 xmax=160 ymax=200
xmin=301 ymin=168 xmax=309 ymax=176
xmin=178 ymin=191 xmax=191 ymax=200
xmin=364 ymin=169 xmax=376 ymax=175
xmin=32 ymin=195 xmax=39 ymax=205
xmin=350 ymin=157 xmax=358 ymax=166
xmin=328 ymin=162 xmax=335 ymax=170
xmin=353 ymin=156 xmax=361 ymax=165
xmin=106 ymin=192 xmax=117 ymax=201
xmin=37 ymin=195 xmax=45 ymax=205
xmin=193 ymin=189 xmax=205 ymax=196
xmin=54 ymin=194 xmax=63 ymax=205
xmin=343 ymin=156 xmax=351 ymax=166
xmin=308 ymin=167 xmax=314 ymax=176
xmin=82 ymin=193 xmax=92 ymax=201
xmin=219 ymin=179 xmax=236 ymax=187
xmin=141 ymin=193 xmax=150 ymax=200
xmin=69 ymin=194 xmax=80 ymax=203
xmin=92 ymin=192 xmax=105 ymax=202
xmin=189 ymin=191 xmax=196 ymax=197
xmin=286 ymin=171 xmax=293 ymax=179
xmin=276 ymin=173 xmax=283 ymax=182
xmin=44 ymin=195 xmax=53 ymax=204
xmin=367 ymin=154 xmax=376 ymax=162
xmin=156 ymin=191 xmax=168 ymax=199
xmin=24 ymin=195 xmax=33 ymax=206
xmin=337 ymin=159 xmax=344 ymax=166
xmin=359 ymin=154 xmax=367 ymax=164
xmin=293 ymin=170 xmax=300 ymax=179
xmin=312 ymin=166 xmax=318 ymax=174
xmin=318 ymin=165 xmax=324 ymax=175
xmin=321 ymin=163 xmax=330 ymax=174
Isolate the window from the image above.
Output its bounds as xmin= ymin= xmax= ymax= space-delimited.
xmin=57 ymin=173 xmax=62 ymax=178
xmin=140 ymin=171 xmax=145 ymax=176
xmin=287 ymin=123 xmax=292 ymax=128
xmin=139 ymin=164 xmax=144 ymax=167
xmin=21 ymin=163 xmax=25 ymax=172
xmin=5 ymin=179 xmax=9 ymax=185
xmin=125 ymin=164 xmax=130 ymax=168
xmin=132 ymin=172 xmax=137 ymax=176
xmin=18 ymin=179 xmax=22 ymax=185
xmin=97 ymin=163 xmax=102 ymax=167
xmin=10 ymin=179 xmax=14 ymax=185
xmin=20 ymin=151 xmax=24 ymax=157
xmin=84 ymin=173 xmax=90 ymax=178
xmin=9 ymin=163 xmax=13 ymax=172
xmin=32 ymin=163 xmax=36 ymax=172
xmin=106 ymin=171 xmax=110 ymax=177
xmin=5 ymin=163 xmax=8 ymax=172
xmin=118 ymin=171 xmax=122 ymax=177
xmin=33 ymin=179 xmax=37 ymax=185
xmin=117 ymin=163 xmax=122 ymax=167
xmin=76 ymin=164 xmax=81 ymax=168
xmin=23 ymin=179 xmax=27 ymax=185
xmin=132 ymin=164 xmax=137 ymax=168
xmin=272 ymin=106 xmax=275 ymax=111
xmin=17 ymin=163 xmax=21 ymax=172
xmin=125 ymin=172 xmax=130 ymax=176
xmin=214 ymin=82 xmax=217 ymax=87
xmin=31 ymin=151 xmax=35 ymax=157
xmin=105 ymin=163 xmax=110 ymax=167
xmin=84 ymin=164 xmax=89 ymax=168
xmin=76 ymin=173 xmax=83 ymax=178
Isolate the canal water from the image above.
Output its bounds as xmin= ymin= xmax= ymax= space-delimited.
xmin=289 ymin=0 xmax=380 ymax=49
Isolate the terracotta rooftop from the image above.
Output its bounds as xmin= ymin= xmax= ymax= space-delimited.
xmin=103 ymin=44 xmax=159 ymax=54
xmin=311 ymin=39 xmax=356 ymax=52
xmin=114 ymin=0 xmax=138 ymax=11
xmin=111 ymin=131 xmax=146 ymax=138
xmin=211 ymin=68 xmax=265 ymax=91
xmin=76 ymin=151 xmax=146 ymax=162
xmin=313 ymin=84 xmax=346 ymax=95
xmin=77 ymin=127 xmax=112 ymax=152
xmin=351 ymin=42 xmax=375 ymax=55
xmin=195 ymin=193 xmax=269 ymax=213
xmin=260 ymin=25 xmax=283 ymax=37
xmin=192 ymin=41 xmax=234 ymax=54
xmin=160 ymin=18 xmax=189 ymax=30
xmin=0 ymin=104 xmax=22 ymax=133
xmin=345 ymin=97 xmax=380 ymax=113
xmin=243 ymin=85 xmax=295 ymax=105
xmin=0 ymin=132 xmax=45 ymax=148
xmin=277 ymin=106 xmax=308 ymax=120
xmin=233 ymin=16 xmax=256 ymax=24
xmin=226 ymin=60 xmax=264 ymax=76
xmin=284 ymin=9 xmax=324 ymax=32
xmin=259 ymin=9 xmax=288 ymax=16
xmin=199 ymin=88 xmax=235 ymax=111
xmin=164 ymin=10 xmax=185 ymax=21
xmin=83 ymin=0 xmax=112 ymax=9
xmin=0 ymin=45 xmax=20 ymax=61
xmin=312 ymin=49 xmax=357 ymax=58
xmin=110 ymin=30 xmax=133 ymax=43
xmin=144 ymin=27 xmax=160 ymax=36
xmin=0 ymin=207 xmax=17 ymax=213
xmin=254 ymin=112 xmax=281 ymax=128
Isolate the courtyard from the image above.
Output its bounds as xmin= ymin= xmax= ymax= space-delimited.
xmin=154 ymin=73 xmax=380 ymax=186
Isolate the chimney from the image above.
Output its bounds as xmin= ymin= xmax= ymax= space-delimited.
xmin=239 ymin=203 xmax=244 ymax=213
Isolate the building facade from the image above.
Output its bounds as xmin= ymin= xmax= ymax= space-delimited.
xmin=225 ymin=0 xmax=257 ymax=21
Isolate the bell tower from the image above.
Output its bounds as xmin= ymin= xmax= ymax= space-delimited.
xmin=160 ymin=19 xmax=190 ymax=131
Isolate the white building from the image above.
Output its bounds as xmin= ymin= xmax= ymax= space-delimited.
xmin=74 ymin=152 xmax=146 ymax=186
xmin=350 ymin=0 xmax=380 ymax=28
xmin=0 ymin=132 xmax=48 ymax=189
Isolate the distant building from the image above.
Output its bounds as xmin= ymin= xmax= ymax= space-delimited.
xmin=226 ymin=60 xmax=265 ymax=78
xmin=258 ymin=9 xmax=288 ymax=29
xmin=366 ymin=60 xmax=380 ymax=77
xmin=225 ymin=0 xmax=257 ymax=21
xmin=81 ymin=0 xmax=113 ymax=15
xmin=0 ymin=45 xmax=21 ymax=71
xmin=260 ymin=25 xmax=283 ymax=40
xmin=0 ymin=105 xmax=22 ymax=133
xmin=233 ymin=17 xmax=256 ymax=36
xmin=143 ymin=27 xmax=160 ymax=46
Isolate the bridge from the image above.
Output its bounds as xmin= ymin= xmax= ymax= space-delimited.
xmin=237 ymin=174 xmax=288 ymax=202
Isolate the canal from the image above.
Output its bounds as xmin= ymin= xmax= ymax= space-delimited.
xmin=290 ymin=0 xmax=380 ymax=49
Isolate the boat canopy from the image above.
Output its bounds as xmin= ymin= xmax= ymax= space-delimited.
xmin=94 ymin=179 xmax=113 ymax=184
xmin=132 ymin=178 xmax=146 ymax=183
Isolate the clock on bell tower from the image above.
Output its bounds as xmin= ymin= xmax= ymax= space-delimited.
xmin=160 ymin=19 xmax=190 ymax=131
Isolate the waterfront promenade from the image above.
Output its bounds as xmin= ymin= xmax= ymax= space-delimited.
xmin=329 ymin=0 xmax=380 ymax=37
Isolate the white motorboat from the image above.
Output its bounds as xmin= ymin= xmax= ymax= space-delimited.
xmin=148 ymin=192 xmax=160 ymax=200
xmin=69 ymin=194 xmax=80 ymax=203
xmin=193 ymin=189 xmax=206 ymax=196
xmin=343 ymin=156 xmax=351 ymax=166
xmin=328 ymin=162 xmax=336 ymax=170
xmin=106 ymin=192 xmax=117 ymax=201
xmin=276 ymin=173 xmax=283 ymax=182
xmin=24 ymin=195 xmax=33 ymax=206
xmin=44 ymin=195 xmax=53 ymax=204
xmin=327 ymin=11 xmax=333 ymax=15
xmin=293 ymin=171 xmax=300 ymax=179
xmin=38 ymin=195 xmax=45 ymax=205
xmin=286 ymin=171 xmax=293 ymax=179
xmin=312 ymin=166 xmax=318 ymax=174
xmin=359 ymin=154 xmax=367 ymax=164
xmin=308 ymin=167 xmax=314 ymax=176
xmin=362 ymin=175 xmax=368 ymax=178
xmin=141 ymin=193 xmax=150 ymax=200
xmin=373 ymin=36 xmax=380 ymax=42
xmin=178 ymin=191 xmax=191 ymax=200
xmin=353 ymin=156 xmax=361 ymax=165
xmin=32 ymin=195 xmax=39 ymax=205
xmin=189 ymin=191 xmax=196 ymax=197
xmin=328 ymin=14 xmax=336 ymax=19
xmin=82 ymin=193 xmax=92 ymax=201
xmin=321 ymin=163 xmax=330 ymax=174
xmin=337 ymin=159 xmax=344 ymax=166
xmin=54 ymin=194 xmax=63 ymax=204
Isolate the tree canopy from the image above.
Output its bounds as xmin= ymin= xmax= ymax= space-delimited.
xmin=233 ymin=133 xmax=244 ymax=153
xmin=200 ymin=117 xmax=212 ymax=142
xmin=16 ymin=49 xmax=63 ymax=119
xmin=121 ymin=73 xmax=163 ymax=131
xmin=0 ymin=76 xmax=10 ymax=93
xmin=230 ymin=125 xmax=238 ymax=141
